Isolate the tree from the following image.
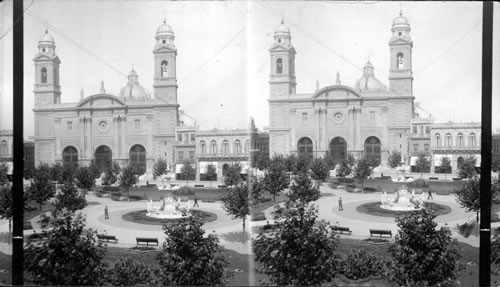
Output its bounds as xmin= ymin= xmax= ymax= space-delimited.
xmin=102 ymin=167 xmax=117 ymax=185
xmin=458 ymin=156 xmax=478 ymax=179
xmin=153 ymin=158 xmax=168 ymax=179
xmin=322 ymin=151 xmax=337 ymax=172
xmin=49 ymin=162 xmax=64 ymax=183
xmin=206 ymin=163 xmax=217 ymax=187
xmin=54 ymin=182 xmax=86 ymax=212
xmin=263 ymin=154 xmax=289 ymax=202
xmin=251 ymin=150 xmax=270 ymax=171
xmin=288 ymin=172 xmax=320 ymax=203
xmin=0 ymin=163 xmax=9 ymax=184
xmin=224 ymin=163 xmax=243 ymax=186
xmin=493 ymin=155 xmax=500 ymax=175
xmin=388 ymin=210 xmax=463 ymax=286
xmin=253 ymin=202 xmax=338 ymax=286
xmin=88 ymin=159 xmax=101 ymax=179
xmin=353 ymin=156 xmax=372 ymax=193
xmin=455 ymin=176 xmax=499 ymax=224
xmin=0 ymin=185 xmax=12 ymax=235
xmin=24 ymin=209 xmax=107 ymax=285
xmin=180 ymin=159 xmax=196 ymax=185
xmin=415 ymin=152 xmax=431 ymax=177
xmin=156 ymin=217 xmax=230 ymax=286
xmin=24 ymin=162 xmax=35 ymax=180
xmin=283 ymin=153 xmax=298 ymax=174
xmin=107 ymin=256 xmax=157 ymax=286
xmin=336 ymin=159 xmax=352 ymax=178
xmin=119 ymin=164 xmax=139 ymax=201
xmin=308 ymin=157 xmax=329 ymax=181
xmin=441 ymin=156 xmax=452 ymax=179
xmin=296 ymin=154 xmax=311 ymax=174
xmin=221 ymin=181 xmax=262 ymax=240
xmin=387 ymin=150 xmax=402 ymax=178
xmin=29 ymin=164 xmax=55 ymax=210
xmin=61 ymin=163 xmax=77 ymax=184
xmin=74 ymin=165 xmax=95 ymax=190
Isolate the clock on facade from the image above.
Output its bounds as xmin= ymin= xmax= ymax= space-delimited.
xmin=333 ymin=112 xmax=344 ymax=123
xmin=97 ymin=120 xmax=109 ymax=132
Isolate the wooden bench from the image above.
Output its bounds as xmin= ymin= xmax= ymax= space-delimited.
xmin=331 ymin=226 xmax=352 ymax=235
xmin=194 ymin=184 xmax=204 ymax=187
xmin=260 ymin=223 xmax=279 ymax=232
xmin=136 ymin=237 xmax=159 ymax=246
xmin=97 ymin=234 xmax=118 ymax=243
xmin=218 ymin=185 xmax=227 ymax=188
xmin=28 ymin=231 xmax=48 ymax=241
xmin=429 ymin=177 xmax=439 ymax=180
xmin=369 ymin=229 xmax=392 ymax=238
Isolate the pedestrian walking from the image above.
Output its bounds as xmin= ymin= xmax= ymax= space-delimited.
xmin=104 ymin=205 xmax=109 ymax=219
xmin=338 ymin=197 xmax=343 ymax=211
xmin=193 ymin=195 xmax=199 ymax=208
xmin=427 ymin=190 xmax=433 ymax=200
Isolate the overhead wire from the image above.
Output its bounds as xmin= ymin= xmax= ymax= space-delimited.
xmin=0 ymin=0 xmax=36 ymax=41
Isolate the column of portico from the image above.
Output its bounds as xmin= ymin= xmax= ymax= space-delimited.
xmin=290 ymin=109 xmax=296 ymax=152
xmin=113 ymin=115 xmax=119 ymax=158
xmin=348 ymin=107 xmax=354 ymax=153
xmin=87 ymin=117 xmax=93 ymax=160
xmin=79 ymin=116 xmax=85 ymax=160
xmin=323 ymin=107 xmax=328 ymax=152
xmin=120 ymin=116 xmax=127 ymax=160
xmin=356 ymin=107 xmax=362 ymax=151
xmin=54 ymin=117 xmax=61 ymax=162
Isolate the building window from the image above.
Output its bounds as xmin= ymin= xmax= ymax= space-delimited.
xmin=67 ymin=121 xmax=72 ymax=132
xmin=134 ymin=119 xmax=140 ymax=129
xmin=397 ymin=52 xmax=404 ymax=69
xmin=276 ymin=58 xmax=283 ymax=74
xmin=190 ymin=133 xmax=195 ymax=142
xmin=413 ymin=144 xmax=419 ymax=153
xmin=0 ymin=140 xmax=8 ymax=156
xmin=425 ymin=126 xmax=430 ymax=134
xmin=210 ymin=140 xmax=217 ymax=154
xmin=200 ymin=141 xmax=206 ymax=154
xmin=177 ymin=133 xmax=182 ymax=141
xmin=161 ymin=60 xmax=168 ymax=77
xmin=62 ymin=146 xmax=78 ymax=167
xmin=302 ymin=112 xmax=308 ymax=122
xmin=129 ymin=144 xmax=146 ymax=171
xmin=435 ymin=133 xmax=441 ymax=147
xmin=457 ymin=133 xmax=464 ymax=147
xmin=234 ymin=139 xmax=241 ymax=154
xmin=369 ymin=111 xmax=375 ymax=121
xmin=222 ymin=140 xmax=229 ymax=154
xmin=245 ymin=140 xmax=250 ymax=153
xmin=446 ymin=133 xmax=452 ymax=147
xmin=424 ymin=144 xmax=430 ymax=153
xmin=41 ymin=67 xmax=47 ymax=83
xmin=178 ymin=151 xmax=184 ymax=160
xmin=412 ymin=126 xmax=417 ymax=134
xmin=469 ymin=133 xmax=476 ymax=147
xmin=189 ymin=151 xmax=195 ymax=160
xmin=297 ymin=137 xmax=313 ymax=159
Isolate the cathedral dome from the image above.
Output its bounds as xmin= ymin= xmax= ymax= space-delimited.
xmin=39 ymin=29 xmax=55 ymax=44
xmin=156 ymin=19 xmax=174 ymax=36
xmin=119 ymin=69 xmax=151 ymax=101
xmin=355 ymin=61 xmax=386 ymax=92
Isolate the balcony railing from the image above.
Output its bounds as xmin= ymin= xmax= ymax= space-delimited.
xmin=197 ymin=152 xmax=249 ymax=160
xmin=432 ymin=145 xmax=480 ymax=152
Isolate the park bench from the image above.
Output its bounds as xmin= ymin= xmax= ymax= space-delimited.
xmin=97 ymin=234 xmax=118 ymax=243
xmin=429 ymin=177 xmax=439 ymax=180
xmin=218 ymin=185 xmax=227 ymax=188
xmin=260 ymin=222 xmax=279 ymax=232
xmin=202 ymin=199 xmax=215 ymax=203
xmin=369 ymin=229 xmax=392 ymax=238
xmin=194 ymin=184 xmax=204 ymax=187
xmin=452 ymin=178 xmax=462 ymax=181
xmin=28 ymin=231 xmax=48 ymax=241
xmin=331 ymin=226 xmax=352 ymax=235
xmin=136 ymin=237 xmax=159 ymax=246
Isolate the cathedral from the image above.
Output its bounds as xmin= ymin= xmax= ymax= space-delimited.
xmin=268 ymin=12 xmax=415 ymax=165
xmin=33 ymin=20 xmax=180 ymax=172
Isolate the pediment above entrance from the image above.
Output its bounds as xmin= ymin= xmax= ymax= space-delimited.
xmin=77 ymin=94 xmax=127 ymax=109
xmin=312 ymin=85 xmax=362 ymax=100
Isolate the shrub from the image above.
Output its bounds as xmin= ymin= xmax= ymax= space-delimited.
xmin=172 ymin=186 xmax=194 ymax=196
xmin=407 ymin=178 xmax=429 ymax=189
xmin=339 ymin=249 xmax=386 ymax=280
xmin=250 ymin=212 xmax=266 ymax=221
xmin=106 ymin=256 xmax=157 ymax=286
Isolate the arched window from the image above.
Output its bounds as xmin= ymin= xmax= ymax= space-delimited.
xmin=396 ymin=52 xmax=404 ymax=69
xmin=276 ymin=58 xmax=283 ymax=74
xmin=94 ymin=145 xmax=112 ymax=172
xmin=234 ymin=140 xmax=241 ymax=154
xmin=200 ymin=141 xmax=206 ymax=154
xmin=244 ymin=140 xmax=250 ymax=153
xmin=222 ymin=140 xmax=229 ymax=154
xmin=457 ymin=133 xmax=464 ymax=147
xmin=435 ymin=133 xmax=441 ymax=147
xmin=210 ymin=140 xmax=217 ymax=154
xmin=446 ymin=133 xmax=452 ymax=147
xmin=41 ymin=67 xmax=47 ymax=83
xmin=62 ymin=146 xmax=78 ymax=167
xmin=161 ymin=60 xmax=168 ymax=77
xmin=329 ymin=137 xmax=347 ymax=163
xmin=0 ymin=140 xmax=8 ymax=156
xmin=129 ymin=144 xmax=146 ymax=172
xmin=297 ymin=137 xmax=313 ymax=159
xmin=469 ymin=133 xmax=476 ymax=147
xmin=364 ymin=136 xmax=381 ymax=165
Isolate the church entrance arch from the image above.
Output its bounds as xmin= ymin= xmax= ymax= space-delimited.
xmin=329 ymin=137 xmax=347 ymax=163
xmin=129 ymin=144 xmax=146 ymax=173
xmin=364 ymin=136 xmax=381 ymax=165
xmin=297 ymin=137 xmax=313 ymax=159
xmin=94 ymin=145 xmax=112 ymax=172
xmin=62 ymin=146 xmax=78 ymax=167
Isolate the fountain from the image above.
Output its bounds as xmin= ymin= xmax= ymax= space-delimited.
xmin=146 ymin=186 xmax=193 ymax=219
xmin=380 ymin=187 xmax=426 ymax=211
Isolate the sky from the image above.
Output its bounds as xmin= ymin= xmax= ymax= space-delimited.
xmin=0 ymin=1 xmax=499 ymax=138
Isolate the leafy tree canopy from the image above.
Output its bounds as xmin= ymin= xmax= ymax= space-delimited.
xmin=74 ymin=165 xmax=95 ymax=190
xmin=153 ymin=158 xmax=168 ymax=178
xmin=387 ymin=150 xmax=402 ymax=169
xmin=54 ymin=182 xmax=86 ymax=213
xmin=29 ymin=164 xmax=55 ymax=210
xmin=308 ymin=157 xmax=329 ymax=181
xmin=224 ymin=163 xmax=243 ymax=186
xmin=288 ymin=172 xmax=320 ymax=204
xmin=263 ymin=154 xmax=289 ymax=202
xmin=107 ymin=256 xmax=158 ymax=286
xmin=458 ymin=156 xmax=478 ymax=179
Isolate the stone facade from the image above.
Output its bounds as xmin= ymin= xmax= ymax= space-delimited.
xmin=268 ymin=13 xmax=415 ymax=166
xmin=32 ymin=22 xmax=180 ymax=172
xmin=0 ymin=130 xmax=13 ymax=163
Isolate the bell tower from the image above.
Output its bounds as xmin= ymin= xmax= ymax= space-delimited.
xmin=153 ymin=19 xmax=178 ymax=104
xmin=269 ymin=20 xmax=296 ymax=99
xmin=388 ymin=11 xmax=413 ymax=97
xmin=33 ymin=29 xmax=61 ymax=107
